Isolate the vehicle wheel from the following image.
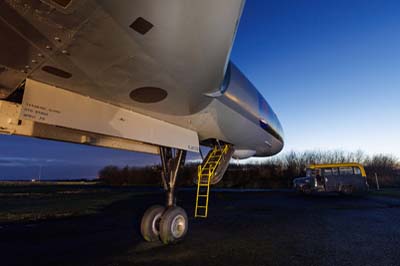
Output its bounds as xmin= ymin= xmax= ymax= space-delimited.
xmin=159 ymin=206 xmax=188 ymax=244
xmin=303 ymin=186 xmax=312 ymax=195
xmin=141 ymin=205 xmax=165 ymax=242
xmin=341 ymin=185 xmax=353 ymax=195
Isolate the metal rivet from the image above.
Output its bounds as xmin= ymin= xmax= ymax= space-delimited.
xmin=61 ymin=50 xmax=69 ymax=55
xmin=38 ymin=53 xmax=44 ymax=57
xmin=46 ymin=45 xmax=52 ymax=50
xmin=54 ymin=37 xmax=61 ymax=42
xmin=31 ymin=59 xmax=37 ymax=64
xmin=25 ymin=65 xmax=30 ymax=69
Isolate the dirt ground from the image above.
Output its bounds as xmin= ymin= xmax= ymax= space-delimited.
xmin=1 ymin=186 xmax=400 ymax=266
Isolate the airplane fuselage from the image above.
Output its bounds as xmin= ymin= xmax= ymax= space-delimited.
xmin=0 ymin=0 xmax=284 ymax=158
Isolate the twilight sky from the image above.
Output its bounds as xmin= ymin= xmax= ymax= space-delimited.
xmin=232 ymin=0 xmax=400 ymax=155
xmin=1 ymin=0 xmax=400 ymax=179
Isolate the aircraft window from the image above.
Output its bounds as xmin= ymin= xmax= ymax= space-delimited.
xmin=306 ymin=169 xmax=312 ymax=177
xmin=354 ymin=167 xmax=361 ymax=175
xmin=257 ymin=91 xmax=283 ymax=143
xmin=306 ymin=169 xmax=318 ymax=177
xmin=259 ymin=119 xmax=283 ymax=143
xmin=339 ymin=167 xmax=354 ymax=175
xmin=332 ymin=168 xmax=339 ymax=176
xmin=323 ymin=168 xmax=333 ymax=176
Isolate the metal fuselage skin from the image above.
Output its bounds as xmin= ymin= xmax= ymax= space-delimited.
xmin=190 ymin=63 xmax=284 ymax=157
xmin=0 ymin=0 xmax=284 ymax=158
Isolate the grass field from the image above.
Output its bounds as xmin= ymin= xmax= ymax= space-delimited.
xmin=372 ymin=188 xmax=400 ymax=198
xmin=0 ymin=182 xmax=158 ymax=223
xmin=1 ymin=181 xmax=399 ymax=224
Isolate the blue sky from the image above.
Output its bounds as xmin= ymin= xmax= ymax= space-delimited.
xmin=1 ymin=0 xmax=400 ymax=179
xmin=231 ymin=0 xmax=400 ymax=155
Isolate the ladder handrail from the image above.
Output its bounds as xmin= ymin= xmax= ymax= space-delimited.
xmin=199 ymin=145 xmax=229 ymax=174
xmin=195 ymin=144 xmax=231 ymax=218
xmin=200 ymin=146 xmax=218 ymax=169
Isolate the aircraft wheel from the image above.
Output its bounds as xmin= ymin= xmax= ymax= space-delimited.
xmin=159 ymin=206 xmax=188 ymax=244
xmin=141 ymin=205 xmax=165 ymax=242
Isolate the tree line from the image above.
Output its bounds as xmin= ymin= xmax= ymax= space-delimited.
xmin=98 ymin=150 xmax=400 ymax=188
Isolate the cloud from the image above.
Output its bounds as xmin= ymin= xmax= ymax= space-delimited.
xmin=0 ymin=157 xmax=66 ymax=167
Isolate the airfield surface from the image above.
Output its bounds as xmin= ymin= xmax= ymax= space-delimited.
xmin=1 ymin=184 xmax=400 ymax=266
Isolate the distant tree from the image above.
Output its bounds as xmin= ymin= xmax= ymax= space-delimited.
xmin=98 ymin=150 xmax=400 ymax=188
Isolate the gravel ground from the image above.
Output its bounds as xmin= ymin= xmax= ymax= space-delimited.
xmin=1 ymin=189 xmax=400 ymax=266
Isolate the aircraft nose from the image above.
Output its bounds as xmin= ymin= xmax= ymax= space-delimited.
xmin=276 ymin=117 xmax=284 ymax=143
xmin=258 ymin=95 xmax=284 ymax=153
xmin=259 ymin=110 xmax=284 ymax=144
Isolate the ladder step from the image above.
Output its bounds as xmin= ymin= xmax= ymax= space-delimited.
xmin=195 ymin=145 xmax=231 ymax=219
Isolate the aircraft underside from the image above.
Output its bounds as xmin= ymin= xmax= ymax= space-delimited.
xmin=0 ymin=85 xmax=234 ymax=243
xmin=0 ymin=0 xmax=284 ymax=244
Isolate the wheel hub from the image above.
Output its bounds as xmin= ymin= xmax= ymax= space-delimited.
xmin=152 ymin=213 xmax=162 ymax=235
xmin=170 ymin=214 xmax=186 ymax=238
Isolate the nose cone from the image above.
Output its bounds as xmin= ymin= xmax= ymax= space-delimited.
xmin=258 ymin=94 xmax=284 ymax=146
xmin=261 ymin=116 xmax=284 ymax=155
xmin=275 ymin=119 xmax=284 ymax=152
xmin=275 ymin=117 xmax=285 ymax=145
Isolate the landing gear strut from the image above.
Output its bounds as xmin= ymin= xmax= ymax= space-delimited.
xmin=140 ymin=147 xmax=188 ymax=244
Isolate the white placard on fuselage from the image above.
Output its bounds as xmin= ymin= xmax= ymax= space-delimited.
xmin=20 ymin=79 xmax=199 ymax=152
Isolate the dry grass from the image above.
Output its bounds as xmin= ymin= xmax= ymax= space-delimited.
xmin=0 ymin=182 xmax=149 ymax=223
xmin=372 ymin=189 xmax=400 ymax=198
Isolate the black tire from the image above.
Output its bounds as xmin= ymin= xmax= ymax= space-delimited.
xmin=303 ymin=186 xmax=312 ymax=195
xmin=159 ymin=206 xmax=188 ymax=244
xmin=294 ymin=187 xmax=302 ymax=195
xmin=140 ymin=205 xmax=165 ymax=242
xmin=341 ymin=185 xmax=353 ymax=196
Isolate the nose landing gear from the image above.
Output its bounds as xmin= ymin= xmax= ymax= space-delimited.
xmin=140 ymin=147 xmax=188 ymax=244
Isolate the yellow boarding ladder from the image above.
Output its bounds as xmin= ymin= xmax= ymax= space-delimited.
xmin=195 ymin=144 xmax=230 ymax=218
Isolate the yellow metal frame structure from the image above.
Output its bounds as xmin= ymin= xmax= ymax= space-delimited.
xmin=195 ymin=144 xmax=230 ymax=218
xmin=308 ymin=163 xmax=366 ymax=177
